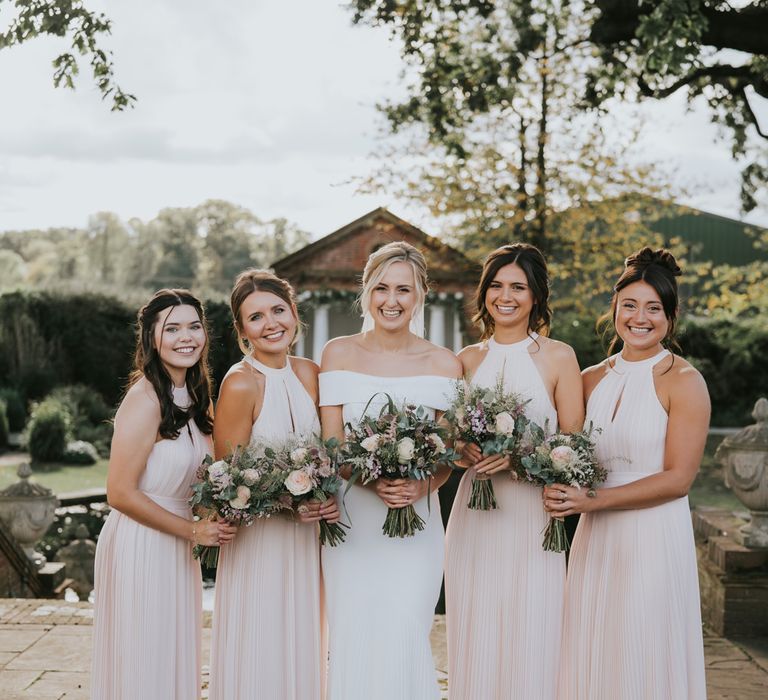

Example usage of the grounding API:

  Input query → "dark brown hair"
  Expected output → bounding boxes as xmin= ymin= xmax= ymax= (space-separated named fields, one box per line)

xmin=473 ymin=243 xmax=551 ymax=341
xmin=129 ymin=289 xmax=213 ymax=438
xmin=230 ymin=269 xmax=300 ymax=354
xmin=600 ymin=246 xmax=682 ymax=355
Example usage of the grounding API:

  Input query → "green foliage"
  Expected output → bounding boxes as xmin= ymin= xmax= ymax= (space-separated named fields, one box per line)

xmin=349 ymin=0 xmax=768 ymax=212
xmin=0 ymin=400 xmax=9 ymax=448
xmin=50 ymin=385 xmax=113 ymax=456
xmin=62 ymin=440 xmax=99 ymax=465
xmin=0 ymin=387 xmax=27 ymax=432
xmin=0 ymin=0 xmax=135 ymax=110
xmin=26 ymin=398 xmax=72 ymax=464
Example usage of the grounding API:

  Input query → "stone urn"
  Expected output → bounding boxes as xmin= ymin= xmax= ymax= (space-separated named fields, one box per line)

xmin=716 ymin=397 xmax=768 ymax=548
xmin=56 ymin=523 xmax=96 ymax=600
xmin=0 ymin=462 xmax=59 ymax=567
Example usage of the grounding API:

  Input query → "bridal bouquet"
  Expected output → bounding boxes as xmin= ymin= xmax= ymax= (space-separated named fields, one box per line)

xmin=190 ymin=444 xmax=286 ymax=568
xmin=342 ymin=393 xmax=457 ymax=538
xmin=444 ymin=375 xmax=531 ymax=510
xmin=519 ymin=423 xmax=606 ymax=552
xmin=272 ymin=436 xmax=348 ymax=546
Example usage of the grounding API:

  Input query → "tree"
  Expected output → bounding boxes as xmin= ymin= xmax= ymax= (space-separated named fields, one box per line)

xmin=0 ymin=0 xmax=134 ymax=110
xmin=350 ymin=0 xmax=768 ymax=211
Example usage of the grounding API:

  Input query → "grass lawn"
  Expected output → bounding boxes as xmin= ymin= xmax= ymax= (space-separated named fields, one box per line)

xmin=0 ymin=457 xmax=108 ymax=495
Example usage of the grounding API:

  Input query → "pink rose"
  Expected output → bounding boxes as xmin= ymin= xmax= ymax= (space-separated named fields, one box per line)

xmin=550 ymin=445 xmax=576 ymax=470
xmin=285 ymin=469 xmax=313 ymax=496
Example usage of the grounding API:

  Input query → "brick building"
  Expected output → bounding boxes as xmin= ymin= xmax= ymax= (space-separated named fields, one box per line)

xmin=272 ymin=207 xmax=481 ymax=360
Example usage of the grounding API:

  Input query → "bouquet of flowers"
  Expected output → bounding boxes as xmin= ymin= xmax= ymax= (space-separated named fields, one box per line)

xmin=342 ymin=393 xmax=457 ymax=538
xmin=444 ymin=375 xmax=531 ymax=510
xmin=273 ymin=436 xmax=348 ymax=546
xmin=189 ymin=444 xmax=287 ymax=568
xmin=519 ymin=422 xmax=606 ymax=552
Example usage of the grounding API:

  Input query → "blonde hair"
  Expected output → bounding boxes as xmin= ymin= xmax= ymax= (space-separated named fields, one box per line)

xmin=229 ymin=269 xmax=300 ymax=354
xmin=358 ymin=241 xmax=429 ymax=318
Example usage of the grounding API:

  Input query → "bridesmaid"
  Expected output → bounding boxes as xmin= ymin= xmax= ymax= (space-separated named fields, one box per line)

xmin=92 ymin=289 xmax=236 ymax=700
xmin=545 ymin=247 xmax=709 ymax=699
xmin=208 ymin=269 xmax=339 ymax=700
xmin=319 ymin=241 xmax=462 ymax=700
xmin=445 ymin=243 xmax=584 ymax=700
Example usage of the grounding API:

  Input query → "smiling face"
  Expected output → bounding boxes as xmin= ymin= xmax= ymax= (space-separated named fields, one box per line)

xmin=238 ymin=290 xmax=298 ymax=359
xmin=154 ymin=304 xmax=207 ymax=383
xmin=367 ymin=260 xmax=418 ymax=331
xmin=614 ymin=280 xmax=669 ymax=357
xmin=484 ymin=262 xmax=534 ymax=332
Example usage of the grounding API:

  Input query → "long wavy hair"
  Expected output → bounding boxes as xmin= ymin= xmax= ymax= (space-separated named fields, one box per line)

xmin=473 ymin=243 xmax=551 ymax=341
xmin=599 ymin=246 xmax=682 ymax=356
xmin=128 ymin=289 xmax=213 ymax=438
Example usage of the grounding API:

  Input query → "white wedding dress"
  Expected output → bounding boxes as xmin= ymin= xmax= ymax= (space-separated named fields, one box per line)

xmin=319 ymin=370 xmax=454 ymax=700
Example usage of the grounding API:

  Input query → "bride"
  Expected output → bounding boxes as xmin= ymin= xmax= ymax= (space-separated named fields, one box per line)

xmin=319 ymin=241 xmax=462 ymax=700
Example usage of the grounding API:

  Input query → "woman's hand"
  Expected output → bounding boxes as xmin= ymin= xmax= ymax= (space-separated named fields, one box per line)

xmin=543 ymin=484 xmax=597 ymax=517
xmin=474 ymin=453 xmax=512 ymax=476
xmin=193 ymin=519 xmax=238 ymax=547
xmin=454 ymin=440 xmax=483 ymax=469
xmin=374 ymin=478 xmax=429 ymax=508
xmin=297 ymin=497 xmax=341 ymax=524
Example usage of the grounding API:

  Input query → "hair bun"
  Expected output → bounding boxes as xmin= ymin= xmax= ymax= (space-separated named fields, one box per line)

xmin=625 ymin=247 xmax=681 ymax=277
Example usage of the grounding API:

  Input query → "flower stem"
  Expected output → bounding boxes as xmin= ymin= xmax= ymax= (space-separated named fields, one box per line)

xmin=382 ymin=505 xmax=426 ymax=538
xmin=467 ymin=476 xmax=498 ymax=511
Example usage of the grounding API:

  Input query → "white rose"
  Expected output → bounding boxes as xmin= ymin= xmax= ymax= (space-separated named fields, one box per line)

xmin=428 ymin=433 xmax=446 ymax=454
xmin=229 ymin=484 xmax=251 ymax=509
xmin=396 ymin=437 xmax=416 ymax=464
xmin=455 ymin=407 xmax=467 ymax=428
xmin=290 ymin=447 xmax=308 ymax=464
xmin=494 ymin=411 xmax=516 ymax=436
xmin=361 ymin=435 xmax=380 ymax=453
xmin=285 ymin=469 xmax=313 ymax=496
xmin=550 ymin=445 xmax=576 ymax=470
xmin=207 ymin=460 xmax=228 ymax=482
xmin=241 ymin=468 xmax=259 ymax=486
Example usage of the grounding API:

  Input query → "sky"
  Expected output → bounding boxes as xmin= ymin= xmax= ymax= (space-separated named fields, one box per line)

xmin=0 ymin=0 xmax=766 ymax=239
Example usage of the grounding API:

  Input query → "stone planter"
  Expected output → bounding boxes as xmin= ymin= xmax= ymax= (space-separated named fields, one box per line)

xmin=716 ymin=398 xmax=768 ymax=548
xmin=0 ymin=463 xmax=59 ymax=567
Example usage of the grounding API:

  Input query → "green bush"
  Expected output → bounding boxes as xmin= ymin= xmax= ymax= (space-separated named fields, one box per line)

xmin=0 ymin=400 xmax=8 ymax=448
xmin=26 ymin=398 xmax=71 ymax=464
xmin=76 ymin=422 xmax=113 ymax=458
xmin=0 ymin=388 xmax=26 ymax=432
xmin=62 ymin=440 xmax=99 ymax=465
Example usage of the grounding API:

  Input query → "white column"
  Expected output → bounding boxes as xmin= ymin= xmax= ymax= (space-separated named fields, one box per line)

xmin=429 ymin=304 xmax=446 ymax=347
xmin=294 ymin=332 xmax=306 ymax=358
xmin=452 ymin=309 xmax=463 ymax=351
xmin=312 ymin=304 xmax=330 ymax=361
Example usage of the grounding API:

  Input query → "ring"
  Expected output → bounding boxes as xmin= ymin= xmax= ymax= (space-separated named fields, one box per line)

xmin=587 ymin=488 xmax=597 ymax=498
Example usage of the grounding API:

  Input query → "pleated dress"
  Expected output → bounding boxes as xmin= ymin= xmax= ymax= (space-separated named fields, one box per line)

xmin=91 ymin=385 xmax=208 ymax=700
xmin=208 ymin=355 xmax=324 ymax=700
xmin=558 ymin=349 xmax=706 ymax=699
xmin=445 ymin=334 xmax=563 ymax=700
xmin=319 ymin=370 xmax=454 ymax=700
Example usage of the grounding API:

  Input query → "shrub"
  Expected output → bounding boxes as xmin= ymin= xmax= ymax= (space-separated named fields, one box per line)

xmin=0 ymin=400 xmax=8 ymax=448
xmin=26 ymin=398 xmax=71 ymax=464
xmin=0 ymin=387 xmax=26 ymax=432
xmin=62 ymin=440 xmax=99 ymax=465
xmin=76 ymin=422 xmax=113 ymax=458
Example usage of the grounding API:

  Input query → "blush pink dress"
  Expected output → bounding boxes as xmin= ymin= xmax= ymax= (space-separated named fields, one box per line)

xmin=558 ymin=350 xmax=706 ymax=699
xmin=208 ymin=355 xmax=324 ymax=700
xmin=92 ymin=385 xmax=208 ymax=700
xmin=445 ymin=334 xmax=563 ymax=700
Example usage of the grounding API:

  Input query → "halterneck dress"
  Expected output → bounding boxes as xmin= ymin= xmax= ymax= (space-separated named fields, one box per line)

xmin=92 ymin=385 xmax=208 ymax=700
xmin=319 ymin=370 xmax=454 ymax=700
xmin=444 ymin=334 xmax=563 ymax=700
xmin=208 ymin=355 xmax=324 ymax=700
xmin=558 ymin=349 xmax=706 ymax=699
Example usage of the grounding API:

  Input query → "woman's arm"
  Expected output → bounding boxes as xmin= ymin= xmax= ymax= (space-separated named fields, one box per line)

xmin=545 ymin=364 xmax=710 ymax=514
xmin=551 ymin=343 xmax=585 ymax=434
xmin=213 ymin=370 xmax=259 ymax=461
xmin=106 ymin=382 xmax=226 ymax=546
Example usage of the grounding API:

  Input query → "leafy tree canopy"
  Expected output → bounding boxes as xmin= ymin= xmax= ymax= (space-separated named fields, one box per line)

xmin=0 ymin=0 xmax=134 ymax=110
xmin=350 ymin=0 xmax=768 ymax=211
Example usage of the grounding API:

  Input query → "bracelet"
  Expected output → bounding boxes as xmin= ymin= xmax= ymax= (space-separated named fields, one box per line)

xmin=191 ymin=524 xmax=198 ymax=545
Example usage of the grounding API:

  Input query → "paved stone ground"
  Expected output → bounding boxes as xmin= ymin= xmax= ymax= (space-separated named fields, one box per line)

xmin=0 ymin=599 xmax=765 ymax=699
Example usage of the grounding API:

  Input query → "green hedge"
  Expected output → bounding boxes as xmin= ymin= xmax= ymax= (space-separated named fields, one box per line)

xmin=1 ymin=291 xmax=764 ymax=428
